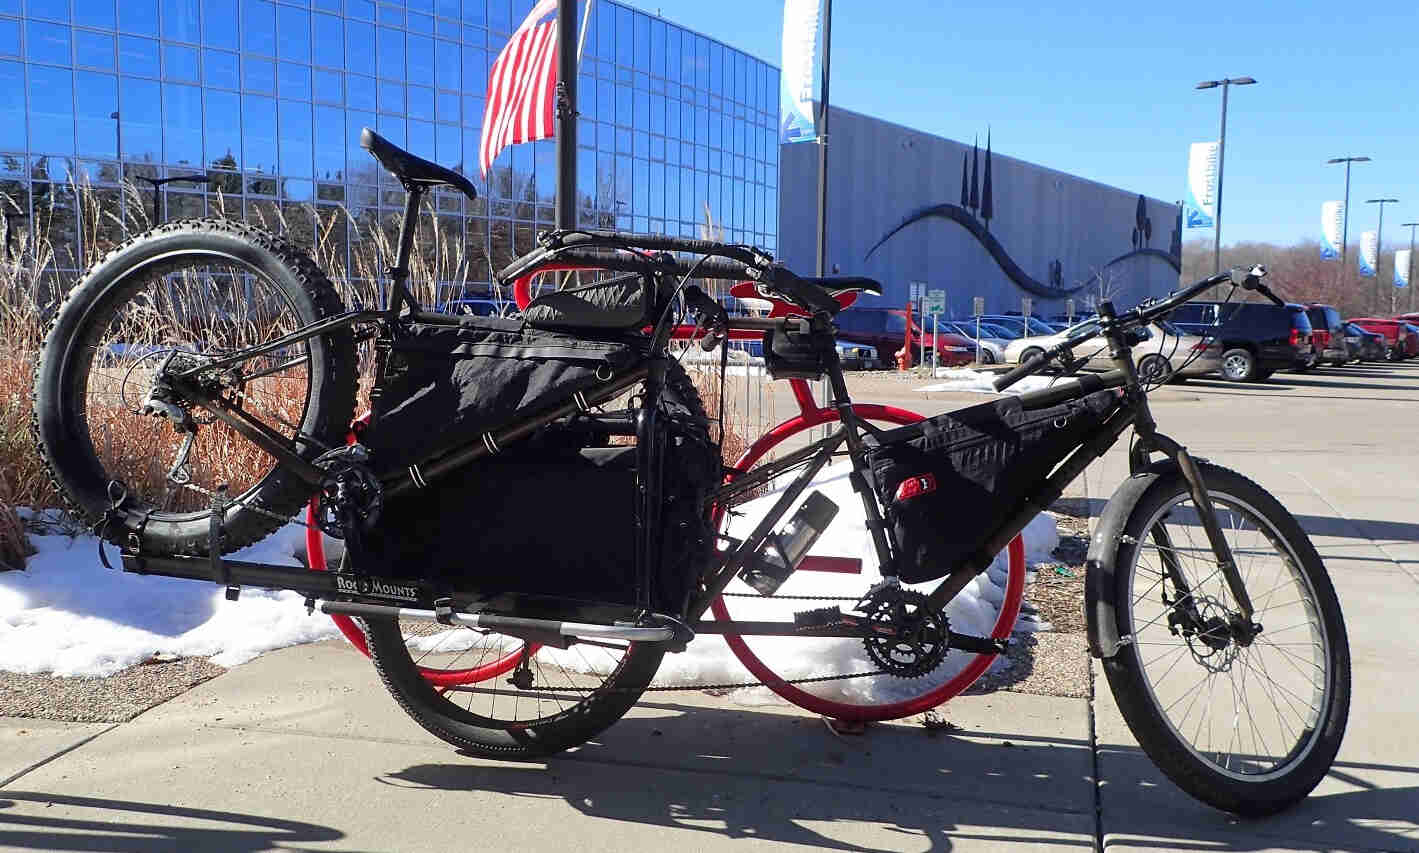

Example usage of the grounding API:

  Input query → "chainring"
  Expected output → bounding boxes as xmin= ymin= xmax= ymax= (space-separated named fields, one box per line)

xmin=856 ymin=586 xmax=951 ymax=678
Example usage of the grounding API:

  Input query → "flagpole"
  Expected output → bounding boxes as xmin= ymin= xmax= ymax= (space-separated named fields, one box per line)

xmin=554 ymin=0 xmax=578 ymax=230
xmin=814 ymin=0 xmax=832 ymax=278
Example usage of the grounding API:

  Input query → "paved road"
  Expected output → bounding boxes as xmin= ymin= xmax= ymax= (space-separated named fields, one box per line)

xmin=0 ymin=362 xmax=1415 ymax=851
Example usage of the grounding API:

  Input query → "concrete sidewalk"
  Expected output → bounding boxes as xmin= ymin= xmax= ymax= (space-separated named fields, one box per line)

xmin=0 ymin=364 xmax=1416 ymax=852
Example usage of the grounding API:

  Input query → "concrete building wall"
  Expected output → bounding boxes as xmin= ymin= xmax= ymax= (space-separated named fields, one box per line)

xmin=779 ymin=107 xmax=1182 ymax=320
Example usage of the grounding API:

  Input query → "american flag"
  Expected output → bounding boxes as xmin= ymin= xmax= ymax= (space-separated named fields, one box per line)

xmin=479 ymin=0 xmax=560 ymax=178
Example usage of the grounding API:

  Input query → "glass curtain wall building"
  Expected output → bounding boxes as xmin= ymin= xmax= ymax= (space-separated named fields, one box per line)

xmin=0 ymin=0 xmax=779 ymax=305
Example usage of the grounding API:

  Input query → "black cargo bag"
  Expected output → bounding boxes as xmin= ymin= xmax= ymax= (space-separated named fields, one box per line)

xmin=762 ymin=325 xmax=831 ymax=380
xmin=362 ymin=316 xmax=643 ymax=473
xmin=866 ymin=390 xmax=1120 ymax=583
xmin=348 ymin=387 xmax=720 ymax=617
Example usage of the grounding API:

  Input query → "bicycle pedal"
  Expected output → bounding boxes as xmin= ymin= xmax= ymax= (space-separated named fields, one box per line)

xmin=794 ymin=606 xmax=846 ymax=631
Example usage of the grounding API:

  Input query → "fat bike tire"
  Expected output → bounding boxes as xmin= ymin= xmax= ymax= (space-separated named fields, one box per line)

xmin=1101 ymin=463 xmax=1350 ymax=816
xmin=32 ymin=218 xmax=356 ymax=556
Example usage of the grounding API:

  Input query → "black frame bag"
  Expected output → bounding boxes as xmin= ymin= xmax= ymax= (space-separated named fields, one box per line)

xmin=363 ymin=316 xmax=642 ymax=472
xmin=866 ymin=390 xmax=1120 ymax=583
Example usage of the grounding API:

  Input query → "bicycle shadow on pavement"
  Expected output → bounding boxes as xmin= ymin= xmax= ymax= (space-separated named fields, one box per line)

xmin=375 ymin=697 xmax=1419 ymax=852
xmin=1095 ymin=739 xmax=1419 ymax=851
xmin=0 ymin=791 xmax=350 ymax=853
xmin=383 ymin=700 xmax=1098 ymax=852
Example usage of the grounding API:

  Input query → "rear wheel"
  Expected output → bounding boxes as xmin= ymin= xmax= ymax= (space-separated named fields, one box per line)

xmin=33 ymin=219 xmax=356 ymax=556
xmin=1102 ymin=464 xmax=1350 ymax=815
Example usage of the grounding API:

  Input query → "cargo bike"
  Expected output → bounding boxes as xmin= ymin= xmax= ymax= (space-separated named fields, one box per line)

xmin=33 ymin=129 xmax=1348 ymax=815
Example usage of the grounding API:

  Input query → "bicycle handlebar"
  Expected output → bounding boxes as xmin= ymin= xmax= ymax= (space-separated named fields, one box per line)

xmin=991 ymin=266 xmax=1264 ymax=392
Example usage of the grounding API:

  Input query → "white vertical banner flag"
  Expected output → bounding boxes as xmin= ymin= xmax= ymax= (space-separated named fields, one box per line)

xmin=779 ymin=0 xmax=822 ymax=143
xmin=1184 ymin=142 xmax=1219 ymax=229
xmin=1359 ymin=231 xmax=1378 ymax=278
xmin=1321 ymin=201 xmax=1344 ymax=260
xmin=1395 ymin=249 xmax=1412 ymax=289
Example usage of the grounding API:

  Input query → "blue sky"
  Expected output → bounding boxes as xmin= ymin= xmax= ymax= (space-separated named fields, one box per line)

xmin=632 ymin=0 xmax=1419 ymax=249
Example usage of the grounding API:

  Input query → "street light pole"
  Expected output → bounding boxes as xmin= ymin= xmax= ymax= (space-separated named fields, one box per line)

xmin=1326 ymin=156 xmax=1370 ymax=271
xmin=1401 ymin=222 xmax=1418 ymax=314
xmin=134 ymin=174 xmax=209 ymax=225
xmin=1366 ymin=197 xmax=1397 ymax=313
xmin=1196 ymin=76 xmax=1255 ymax=274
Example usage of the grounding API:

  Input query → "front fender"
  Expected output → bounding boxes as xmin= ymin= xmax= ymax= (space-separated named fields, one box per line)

xmin=1084 ymin=459 xmax=1180 ymax=659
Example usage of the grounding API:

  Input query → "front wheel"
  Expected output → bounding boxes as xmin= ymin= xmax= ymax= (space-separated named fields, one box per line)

xmin=1102 ymin=464 xmax=1350 ymax=816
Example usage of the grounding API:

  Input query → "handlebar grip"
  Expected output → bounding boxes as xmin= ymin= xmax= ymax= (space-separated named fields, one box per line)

xmin=993 ymin=351 xmax=1049 ymax=392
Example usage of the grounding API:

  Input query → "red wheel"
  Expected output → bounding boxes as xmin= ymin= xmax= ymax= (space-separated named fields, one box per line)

xmin=708 ymin=404 xmax=1027 ymax=721
xmin=306 ymin=498 xmax=532 ymax=688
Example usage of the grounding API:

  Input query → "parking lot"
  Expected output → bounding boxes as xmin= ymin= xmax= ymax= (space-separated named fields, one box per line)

xmin=0 ymin=362 xmax=1416 ymax=852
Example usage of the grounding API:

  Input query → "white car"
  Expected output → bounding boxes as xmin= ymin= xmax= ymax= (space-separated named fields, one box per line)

xmin=940 ymin=321 xmax=1012 ymax=364
xmin=1003 ymin=319 xmax=1221 ymax=380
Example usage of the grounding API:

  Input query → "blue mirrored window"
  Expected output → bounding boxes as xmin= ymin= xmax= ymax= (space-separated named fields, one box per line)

xmin=278 ymin=6 xmax=310 ymax=62
xmin=0 ymin=18 xmax=20 ymax=58
xmin=75 ymin=70 xmax=118 ymax=157
xmin=347 ymin=73 xmax=376 ymax=109
xmin=407 ymin=84 xmax=433 ymax=121
xmin=378 ymin=79 xmax=403 ymax=114
xmin=163 ymin=0 xmax=201 ymax=43
xmin=75 ymin=0 xmax=117 ymax=30
xmin=0 ymin=60 xmax=23 ymax=151
xmin=278 ymin=62 xmax=310 ymax=100
xmin=120 ymin=77 xmax=161 ymax=161
xmin=204 ymin=88 xmax=239 ymax=166
xmin=27 ymin=21 xmax=70 ymax=66
xmin=313 ymin=14 xmax=343 ymax=68
xmin=244 ymin=0 xmax=276 ymax=56
xmin=407 ymin=33 xmax=432 ymax=86
xmin=344 ymin=20 xmax=374 ymax=75
xmin=314 ymin=103 xmax=343 ymax=179
xmin=119 ymin=35 xmax=159 ymax=76
xmin=75 ymin=30 xmax=115 ymax=69
xmin=165 ymin=43 xmax=199 ymax=82
xmin=314 ymin=69 xmax=342 ymax=104
xmin=202 ymin=0 xmax=237 ymax=49
xmin=243 ymin=56 xmax=273 ymax=93
xmin=163 ymin=82 xmax=203 ymax=165
xmin=205 ymin=48 xmax=238 ymax=88
xmin=241 ymin=93 xmax=276 ymax=171
xmin=376 ymin=26 xmax=402 ymax=79
xmin=120 ymin=0 xmax=159 ymax=35
xmin=278 ymin=98 xmax=312 ymax=177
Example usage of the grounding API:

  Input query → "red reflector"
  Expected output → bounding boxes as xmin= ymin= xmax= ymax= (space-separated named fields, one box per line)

xmin=894 ymin=473 xmax=937 ymax=502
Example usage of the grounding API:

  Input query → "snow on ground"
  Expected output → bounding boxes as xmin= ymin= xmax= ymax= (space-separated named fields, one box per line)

xmin=2 ymin=460 xmax=1061 ymax=701
xmin=0 ymin=513 xmax=338 ymax=677
xmin=918 ymin=367 xmax=1060 ymax=395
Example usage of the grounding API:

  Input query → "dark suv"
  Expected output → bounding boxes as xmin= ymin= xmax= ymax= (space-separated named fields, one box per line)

xmin=1304 ymin=303 xmax=1349 ymax=367
xmin=1170 ymin=301 xmax=1315 ymax=381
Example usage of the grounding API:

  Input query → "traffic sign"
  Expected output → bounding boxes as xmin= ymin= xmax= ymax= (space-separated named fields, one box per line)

xmin=923 ymin=288 xmax=946 ymax=314
xmin=972 ymin=296 xmax=985 ymax=317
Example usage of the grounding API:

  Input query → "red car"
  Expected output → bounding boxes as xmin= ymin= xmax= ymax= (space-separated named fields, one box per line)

xmin=833 ymin=308 xmax=976 ymax=367
xmin=1347 ymin=318 xmax=1416 ymax=360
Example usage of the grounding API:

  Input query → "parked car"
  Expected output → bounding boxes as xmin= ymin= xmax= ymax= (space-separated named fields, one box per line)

xmin=1304 ymin=303 xmax=1349 ymax=368
xmin=1347 ymin=318 xmax=1413 ymax=361
xmin=940 ymin=320 xmax=1012 ymax=364
xmin=1343 ymin=323 xmax=1387 ymax=362
xmin=438 ymin=297 xmax=512 ymax=317
xmin=979 ymin=314 xmax=1059 ymax=339
xmin=832 ymin=308 xmax=975 ymax=367
xmin=1169 ymin=301 xmax=1315 ymax=381
xmin=1002 ymin=319 xmax=1221 ymax=380
xmin=834 ymin=340 xmax=880 ymax=370
xmin=1396 ymin=322 xmax=1419 ymax=356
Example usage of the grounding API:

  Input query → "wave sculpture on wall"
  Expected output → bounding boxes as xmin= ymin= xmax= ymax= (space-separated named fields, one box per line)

xmin=864 ymin=201 xmax=1182 ymax=298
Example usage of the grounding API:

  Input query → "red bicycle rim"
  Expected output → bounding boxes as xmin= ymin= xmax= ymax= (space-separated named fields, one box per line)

xmin=708 ymin=404 xmax=1028 ymax=721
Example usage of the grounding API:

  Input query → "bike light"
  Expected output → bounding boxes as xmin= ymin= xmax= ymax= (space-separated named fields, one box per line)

xmin=894 ymin=473 xmax=937 ymax=502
